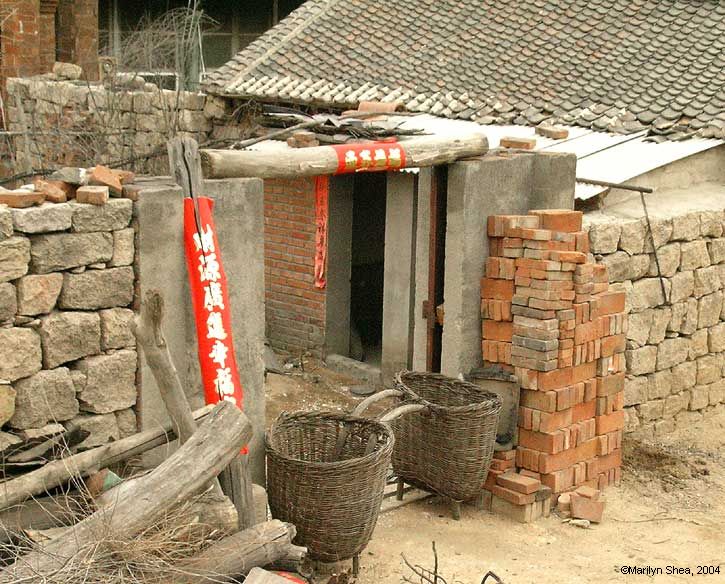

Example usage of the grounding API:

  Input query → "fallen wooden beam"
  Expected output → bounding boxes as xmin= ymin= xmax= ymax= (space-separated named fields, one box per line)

xmin=0 ymin=401 xmax=252 ymax=583
xmin=200 ymin=133 xmax=489 ymax=179
xmin=0 ymin=404 xmax=215 ymax=512
xmin=174 ymin=520 xmax=306 ymax=584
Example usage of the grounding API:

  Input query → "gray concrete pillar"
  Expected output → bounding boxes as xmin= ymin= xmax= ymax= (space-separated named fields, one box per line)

xmin=325 ymin=176 xmax=354 ymax=356
xmin=382 ymin=172 xmax=417 ymax=381
xmin=135 ymin=180 xmax=189 ymax=463
xmin=136 ymin=177 xmax=267 ymax=485
xmin=440 ymin=152 xmax=576 ymax=377
xmin=203 ymin=178 xmax=266 ymax=484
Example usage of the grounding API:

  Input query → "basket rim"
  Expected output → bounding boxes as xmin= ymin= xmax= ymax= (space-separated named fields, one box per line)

xmin=395 ymin=370 xmax=503 ymax=413
xmin=265 ymin=410 xmax=395 ymax=469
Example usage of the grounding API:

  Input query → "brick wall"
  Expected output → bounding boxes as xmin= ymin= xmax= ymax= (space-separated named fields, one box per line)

xmin=56 ymin=0 xmax=98 ymax=81
xmin=264 ymin=177 xmax=326 ymax=354
xmin=0 ymin=0 xmax=42 ymax=92
xmin=38 ymin=0 xmax=58 ymax=72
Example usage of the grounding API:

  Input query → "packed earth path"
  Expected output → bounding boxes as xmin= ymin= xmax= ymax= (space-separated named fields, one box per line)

xmin=266 ymin=363 xmax=725 ymax=584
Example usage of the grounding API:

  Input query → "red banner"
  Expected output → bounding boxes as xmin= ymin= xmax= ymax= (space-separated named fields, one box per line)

xmin=332 ymin=141 xmax=406 ymax=174
xmin=183 ymin=198 xmax=245 ymax=413
xmin=314 ymin=176 xmax=329 ymax=289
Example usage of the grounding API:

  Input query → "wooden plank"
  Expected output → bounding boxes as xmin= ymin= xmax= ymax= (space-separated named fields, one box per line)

xmin=200 ymin=133 xmax=489 ymax=179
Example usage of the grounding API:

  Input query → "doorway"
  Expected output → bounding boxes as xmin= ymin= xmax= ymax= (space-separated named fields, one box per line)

xmin=349 ymin=173 xmax=387 ymax=365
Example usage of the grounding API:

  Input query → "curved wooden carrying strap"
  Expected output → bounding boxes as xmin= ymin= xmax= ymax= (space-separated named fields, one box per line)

xmin=333 ymin=389 xmax=427 ymax=459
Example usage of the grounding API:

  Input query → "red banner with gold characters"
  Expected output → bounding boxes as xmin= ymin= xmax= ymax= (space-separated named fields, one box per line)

xmin=314 ymin=176 xmax=329 ymax=289
xmin=183 ymin=198 xmax=245 ymax=414
xmin=332 ymin=140 xmax=406 ymax=174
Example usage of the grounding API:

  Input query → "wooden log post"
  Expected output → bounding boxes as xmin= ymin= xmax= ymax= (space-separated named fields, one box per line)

xmin=134 ymin=288 xmax=224 ymax=497
xmin=174 ymin=520 xmax=306 ymax=584
xmin=200 ymin=133 xmax=489 ymax=179
xmin=0 ymin=401 xmax=252 ymax=583
xmin=0 ymin=405 xmax=215 ymax=512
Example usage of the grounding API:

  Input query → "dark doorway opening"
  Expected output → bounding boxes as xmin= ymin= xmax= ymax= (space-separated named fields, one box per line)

xmin=349 ymin=173 xmax=387 ymax=365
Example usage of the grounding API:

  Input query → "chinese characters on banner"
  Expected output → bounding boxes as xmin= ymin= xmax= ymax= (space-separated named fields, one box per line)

xmin=332 ymin=141 xmax=407 ymax=174
xmin=314 ymin=176 xmax=329 ymax=289
xmin=183 ymin=198 xmax=245 ymax=417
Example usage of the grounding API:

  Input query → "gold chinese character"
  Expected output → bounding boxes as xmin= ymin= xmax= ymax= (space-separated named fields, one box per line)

xmin=359 ymin=149 xmax=372 ymax=168
xmin=344 ymin=150 xmax=358 ymax=170
xmin=388 ymin=147 xmax=402 ymax=168
xmin=374 ymin=148 xmax=388 ymax=168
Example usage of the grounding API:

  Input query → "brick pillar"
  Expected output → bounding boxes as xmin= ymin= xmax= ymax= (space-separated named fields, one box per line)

xmin=56 ymin=0 xmax=98 ymax=80
xmin=0 ymin=0 xmax=41 ymax=91
xmin=38 ymin=0 xmax=58 ymax=72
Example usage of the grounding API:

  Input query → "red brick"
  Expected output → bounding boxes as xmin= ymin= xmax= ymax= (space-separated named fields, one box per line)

xmin=597 ymin=290 xmax=626 ymax=316
xmin=490 ymin=457 xmax=514 ymax=472
xmin=500 ymin=136 xmax=536 ymax=150
xmin=493 ymin=449 xmax=516 ymax=461
xmin=33 ymin=179 xmax=68 ymax=203
xmin=540 ymin=467 xmax=575 ymax=493
xmin=538 ymin=439 xmax=598 ymax=474
xmin=601 ymin=334 xmax=626 ymax=357
xmin=570 ymin=493 xmax=605 ymax=523
xmin=0 ymin=189 xmax=45 ymax=208
xmin=76 ymin=185 xmax=109 ymax=205
xmin=529 ymin=209 xmax=583 ymax=233
xmin=482 ymin=320 xmax=513 ymax=342
xmin=520 ymin=388 xmax=557 ymax=412
xmin=518 ymin=428 xmax=564 ymax=453
xmin=596 ymin=410 xmax=625 ymax=435
xmin=574 ymin=485 xmax=600 ymax=500
xmin=538 ymin=367 xmax=573 ymax=391
xmin=481 ymin=278 xmax=515 ymax=300
xmin=89 ymin=165 xmax=123 ymax=195
xmin=497 ymin=472 xmax=541 ymax=494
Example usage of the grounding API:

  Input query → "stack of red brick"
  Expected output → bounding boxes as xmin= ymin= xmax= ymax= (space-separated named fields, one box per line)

xmin=481 ymin=209 xmax=626 ymax=504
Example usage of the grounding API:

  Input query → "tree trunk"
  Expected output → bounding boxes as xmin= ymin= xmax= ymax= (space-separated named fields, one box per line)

xmin=0 ymin=405 xmax=215 ymax=512
xmin=174 ymin=520 xmax=306 ymax=584
xmin=200 ymin=133 xmax=489 ymax=179
xmin=0 ymin=401 xmax=252 ymax=583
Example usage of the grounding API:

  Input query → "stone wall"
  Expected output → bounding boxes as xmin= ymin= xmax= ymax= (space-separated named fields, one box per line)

xmin=585 ymin=210 xmax=725 ymax=438
xmin=2 ymin=76 xmax=228 ymax=179
xmin=0 ymin=198 xmax=137 ymax=449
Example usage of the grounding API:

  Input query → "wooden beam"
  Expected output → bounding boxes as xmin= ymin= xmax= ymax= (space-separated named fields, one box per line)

xmin=200 ymin=134 xmax=489 ymax=179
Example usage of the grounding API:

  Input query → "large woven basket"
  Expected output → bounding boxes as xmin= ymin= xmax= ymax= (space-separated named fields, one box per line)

xmin=266 ymin=411 xmax=394 ymax=563
xmin=391 ymin=371 xmax=503 ymax=502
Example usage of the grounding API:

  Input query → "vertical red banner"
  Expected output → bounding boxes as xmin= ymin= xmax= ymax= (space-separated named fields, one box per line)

xmin=314 ymin=176 xmax=329 ymax=289
xmin=183 ymin=198 xmax=245 ymax=412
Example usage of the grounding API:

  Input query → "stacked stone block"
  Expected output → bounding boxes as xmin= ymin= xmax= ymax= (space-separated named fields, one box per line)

xmin=2 ymin=76 xmax=226 ymax=179
xmin=0 ymin=189 xmax=138 ymax=451
xmin=481 ymin=209 xmax=626 ymax=496
xmin=587 ymin=211 xmax=725 ymax=437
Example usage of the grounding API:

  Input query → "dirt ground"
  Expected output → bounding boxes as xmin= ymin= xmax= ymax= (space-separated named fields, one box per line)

xmin=266 ymin=363 xmax=725 ymax=584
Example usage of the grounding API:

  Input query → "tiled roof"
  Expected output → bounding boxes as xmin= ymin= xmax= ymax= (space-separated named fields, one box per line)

xmin=204 ymin=0 xmax=725 ymax=141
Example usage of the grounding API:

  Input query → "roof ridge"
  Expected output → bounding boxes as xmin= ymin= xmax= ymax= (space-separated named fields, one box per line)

xmin=226 ymin=0 xmax=343 ymax=87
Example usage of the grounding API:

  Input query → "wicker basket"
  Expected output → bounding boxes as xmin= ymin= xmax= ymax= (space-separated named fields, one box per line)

xmin=391 ymin=371 xmax=503 ymax=502
xmin=266 ymin=411 xmax=394 ymax=563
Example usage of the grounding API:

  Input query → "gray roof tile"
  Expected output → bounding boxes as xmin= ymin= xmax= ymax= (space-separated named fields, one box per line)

xmin=204 ymin=0 xmax=725 ymax=140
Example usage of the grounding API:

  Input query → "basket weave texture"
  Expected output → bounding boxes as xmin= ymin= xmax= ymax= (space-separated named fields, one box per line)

xmin=266 ymin=411 xmax=394 ymax=562
xmin=391 ymin=371 xmax=503 ymax=501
